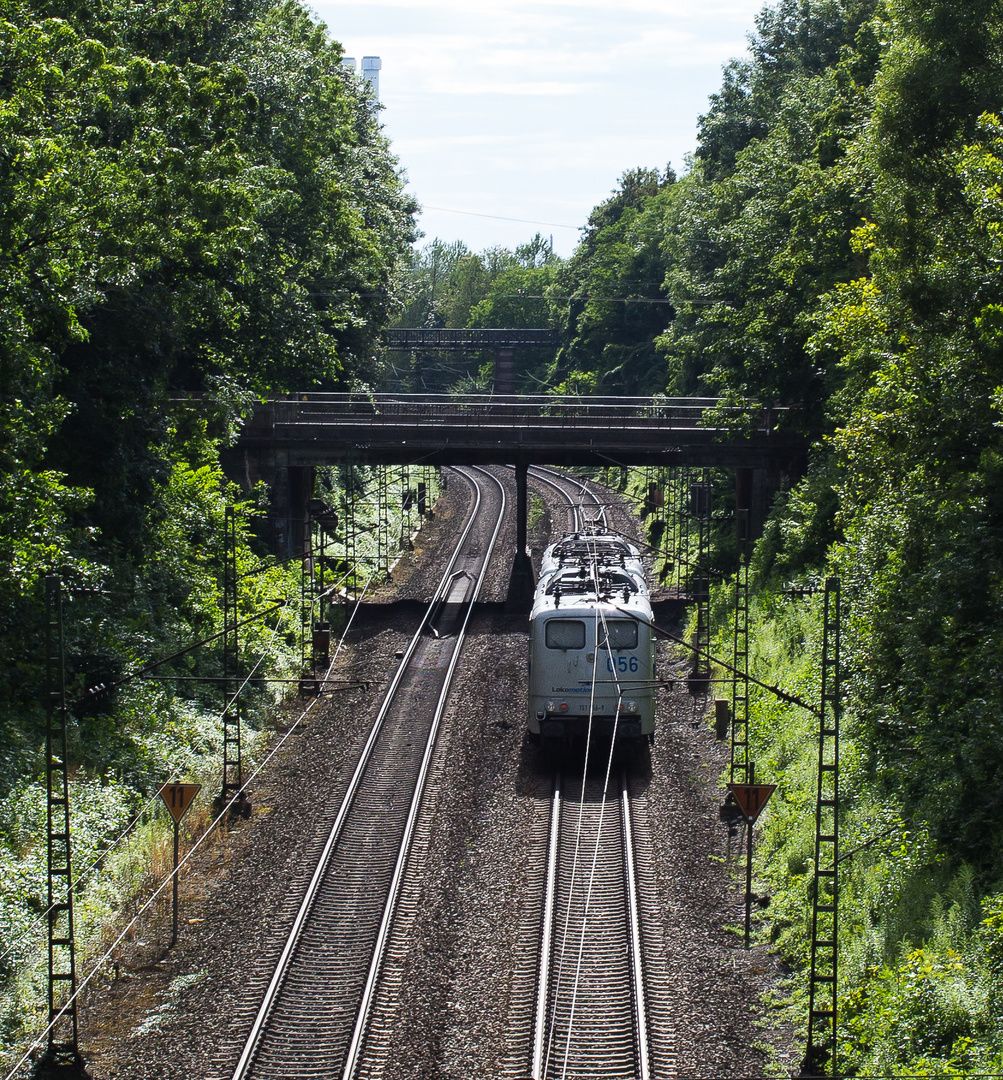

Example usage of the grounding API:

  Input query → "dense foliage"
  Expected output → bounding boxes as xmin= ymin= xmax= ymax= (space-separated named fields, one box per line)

xmin=7 ymin=0 xmax=1003 ymax=1069
xmin=0 ymin=0 xmax=415 ymax=1062
xmin=550 ymin=167 xmax=676 ymax=396
xmin=562 ymin=0 xmax=1003 ymax=1070
xmin=388 ymin=234 xmax=561 ymax=393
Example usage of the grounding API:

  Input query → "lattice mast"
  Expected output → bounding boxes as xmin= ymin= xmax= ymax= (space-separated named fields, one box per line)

xmin=44 ymin=575 xmax=81 ymax=1066
xmin=377 ymin=465 xmax=389 ymax=573
xmin=730 ymin=558 xmax=750 ymax=785
xmin=342 ymin=461 xmax=359 ymax=594
xmin=689 ymin=470 xmax=712 ymax=689
xmin=805 ymin=577 xmax=841 ymax=1075
xmin=219 ymin=506 xmax=242 ymax=804
xmin=300 ymin=517 xmax=315 ymax=675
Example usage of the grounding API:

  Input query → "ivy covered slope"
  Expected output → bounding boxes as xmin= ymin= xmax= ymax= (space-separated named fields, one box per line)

xmin=563 ymin=0 xmax=1003 ymax=1071
xmin=730 ymin=1 xmax=1003 ymax=1069
xmin=0 ymin=0 xmax=414 ymax=1056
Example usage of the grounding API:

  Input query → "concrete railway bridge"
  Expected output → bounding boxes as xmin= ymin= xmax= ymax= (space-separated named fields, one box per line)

xmin=222 ymin=329 xmax=808 ymax=603
xmin=224 ymin=404 xmax=805 ymax=603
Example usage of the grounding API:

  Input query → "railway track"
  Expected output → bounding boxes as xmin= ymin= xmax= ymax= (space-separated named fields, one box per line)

xmin=230 ymin=466 xmax=506 ymax=1080
xmin=532 ymin=770 xmax=649 ymax=1080
xmin=521 ymin=467 xmax=678 ymax=1080
xmin=529 ymin=469 xmax=648 ymax=1079
xmin=528 ymin=466 xmax=607 ymax=534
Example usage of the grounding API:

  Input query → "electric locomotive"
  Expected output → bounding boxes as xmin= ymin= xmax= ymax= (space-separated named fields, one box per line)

xmin=527 ymin=529 xmax=655 ymax=747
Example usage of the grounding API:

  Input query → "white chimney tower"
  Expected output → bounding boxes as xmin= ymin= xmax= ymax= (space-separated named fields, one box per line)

xmin=342 ymin=57 xmax=356 ymax=74
xmin=361 ymin=56 xmax=382 ymax=99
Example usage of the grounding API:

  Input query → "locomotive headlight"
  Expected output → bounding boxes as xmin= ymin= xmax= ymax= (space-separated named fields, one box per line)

xmin=547 ymin=701 xmax=556 ymax=712
xmin=625 ymin=700 xmax=637 ymax=712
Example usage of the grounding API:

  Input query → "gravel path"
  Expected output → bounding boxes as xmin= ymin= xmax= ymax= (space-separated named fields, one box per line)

xmin=73 ymin=467 xmax=796 ymax=1079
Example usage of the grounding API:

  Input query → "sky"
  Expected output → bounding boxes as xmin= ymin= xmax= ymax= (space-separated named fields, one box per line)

xmin=309 ymin=0 xmax=768 ymax=257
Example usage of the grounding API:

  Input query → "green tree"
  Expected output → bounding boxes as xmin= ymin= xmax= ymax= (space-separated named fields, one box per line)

xmin=660 ymin=0 xmax=878 ymax=415
xmin=551 ymin=168 xmax=676 ymax=395
xmin=388 ymin=235 xmax=562 ymax=392
xmin=0 ymin=0 xmax=416 ymax=898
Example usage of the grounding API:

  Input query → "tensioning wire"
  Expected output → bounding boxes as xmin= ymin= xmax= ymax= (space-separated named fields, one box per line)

xmin=3 ymin=574 xmax=374 ymax=1080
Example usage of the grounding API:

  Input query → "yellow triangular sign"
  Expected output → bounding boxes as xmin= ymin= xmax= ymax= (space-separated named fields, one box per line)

xmin=159 ymin=782 xmax=201 ymax=823
xmin=727 ymin=782 xmax=776 ymax=824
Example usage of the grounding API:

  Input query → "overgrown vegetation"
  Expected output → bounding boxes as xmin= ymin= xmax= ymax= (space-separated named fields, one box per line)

xmin=0 ymin=0 xmax=415 ymax=1064
xmin=8 ymin=0 xmax=1003 ymax=1070
xmin=572 ymin=0 xmax=1003 ymax=1068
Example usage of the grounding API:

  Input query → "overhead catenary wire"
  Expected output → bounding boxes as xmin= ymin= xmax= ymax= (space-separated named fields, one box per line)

xmin=543 ymin=605 xmax=599 ymax=1078
xmin=3 ymin=574 xmax=375 ymax=1080
xmin=74 ymin=601 xmax=287 ymax=707
xmin=416 ymin=205 xmax=728 ymax=254
xmin=558 ymin=600 xmax=627 ymax=1080
xmin=544 ymin=527 xmax=631 ymax=1079
xmin=0 ymin=548 xmax=364 ymax=1014
xmin=0 ymin=607 xmax=290 ymax=973
xmin=622 ymin=607 xmax=817 ymax=716
xmin=543 ymin=503 xmax=603 ymax=1076
xmin=0 ymin=544 xmax=367 ymax=972
xmin=420 ymin=204 xmax=581 ymax=231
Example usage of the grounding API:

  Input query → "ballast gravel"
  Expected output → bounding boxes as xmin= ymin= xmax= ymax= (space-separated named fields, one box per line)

xmin=72 ymin=467 xmax=797 ymax=1080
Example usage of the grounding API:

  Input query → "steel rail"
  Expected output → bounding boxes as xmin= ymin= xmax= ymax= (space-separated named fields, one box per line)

xmin=531 ymin=776 xmax=562 ymax=1080
xmin=230 ymin=467 xmax=494 ymax=1080
xmin=622 ymin=772 xmax=651 ymax=1080
xmin=526 ymin=465 xmax=606 ymax=533
xmin=527 ymin=464 xmax=650 ymax=1077
xmin=341 ymin=465 xmax=507 ymax=1079
xmin=532 ymin=771 xmax=650 ymax=1080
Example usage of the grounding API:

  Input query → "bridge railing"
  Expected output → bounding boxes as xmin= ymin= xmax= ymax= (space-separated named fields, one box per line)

xmin=260 ymin=393 xmax=783 ymax=433
xmin=385 ymin=329 xmax=558 ymax=350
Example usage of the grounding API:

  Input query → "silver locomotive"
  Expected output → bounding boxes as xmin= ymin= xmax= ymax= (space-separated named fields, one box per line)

xmin=527 ymin=529 xmax=656 ymax=746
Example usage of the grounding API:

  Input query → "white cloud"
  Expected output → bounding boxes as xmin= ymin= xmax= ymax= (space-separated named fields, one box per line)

xmin=317 ymin=0 xmax=755 ymax=16
xmin=310 ymin=0 xmax=763 ymax=253
xmin=355 ymin=29 xmax=749 ymax=100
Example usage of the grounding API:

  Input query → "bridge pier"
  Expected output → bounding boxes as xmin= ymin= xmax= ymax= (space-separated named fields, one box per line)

xmin=506 ymin=462 xmax=536 ymax=612
xmin=493 ymin=348 xmax=515 ymax=396
xmin=736 ymin=466 xmax=786 ymax=542
xmin=221 ymin=442 xmax=313 ymax=560
xmin=257 ymin=464 xmax=313 ymax=560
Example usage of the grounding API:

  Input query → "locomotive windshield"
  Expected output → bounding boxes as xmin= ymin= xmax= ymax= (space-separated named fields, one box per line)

xmin=598 ymin=619 xmax=638 ymax=650
xmin=545 ymin=619 xmax=586 ymax=649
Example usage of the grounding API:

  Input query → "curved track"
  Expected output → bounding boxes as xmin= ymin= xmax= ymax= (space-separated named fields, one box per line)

xmin=528 ymin=466 xmax=607 ymax=534
xmin=231 ymin=467 xmax=506 ymax=1080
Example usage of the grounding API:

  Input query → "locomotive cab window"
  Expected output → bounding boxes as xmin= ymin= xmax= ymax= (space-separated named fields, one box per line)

xmin=545 ymin=619 xmax=586 ymax=650
xmin=598 ymin=620 xmax=638 ymax=650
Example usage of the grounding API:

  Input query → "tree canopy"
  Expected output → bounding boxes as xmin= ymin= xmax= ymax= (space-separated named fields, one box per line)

xmin=550 ymin=0 xmax=1003 ymax=1069
xmin=0 ymin=3 xmax=415 ymax=1053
